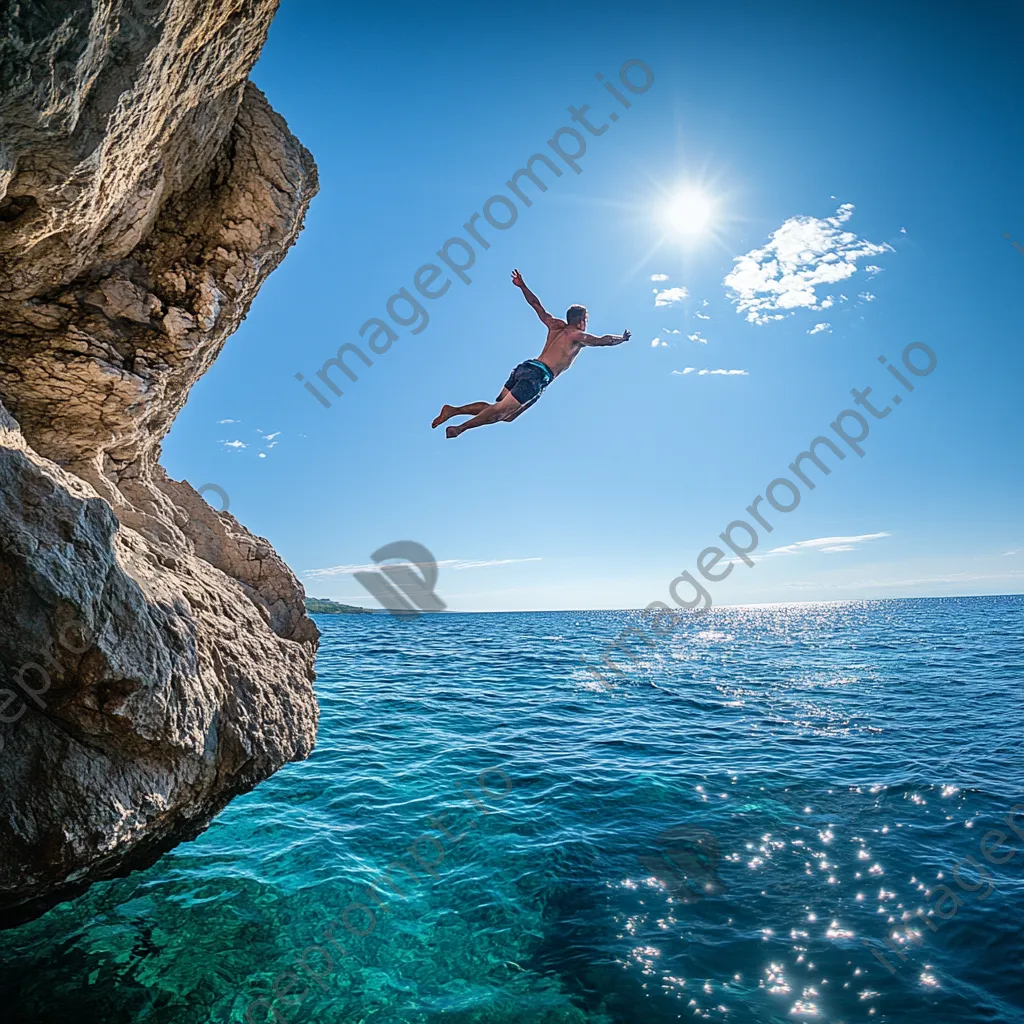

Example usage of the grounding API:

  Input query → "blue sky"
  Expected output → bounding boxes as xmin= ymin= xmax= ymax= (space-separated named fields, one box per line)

xmin=162 ymin=0 xmax=1024 ymax=612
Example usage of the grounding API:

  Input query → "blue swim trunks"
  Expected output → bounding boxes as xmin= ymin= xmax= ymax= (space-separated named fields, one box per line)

xmin=498 ymin=359 xmax=554 ymax=410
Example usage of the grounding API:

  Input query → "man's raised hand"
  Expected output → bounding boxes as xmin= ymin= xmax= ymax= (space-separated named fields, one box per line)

xmin=622 ymin=329 xmax=631 ymax=342
xmin=511 ymin=269 xmax=525 ymax=289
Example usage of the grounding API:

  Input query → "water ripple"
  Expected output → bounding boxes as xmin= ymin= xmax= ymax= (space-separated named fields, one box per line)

xmin=1 ymin=596 xmax=1023 ymax=1023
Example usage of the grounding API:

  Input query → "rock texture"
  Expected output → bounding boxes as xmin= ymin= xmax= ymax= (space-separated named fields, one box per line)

xmin=0 ymin=0 xmax=320 ymax=926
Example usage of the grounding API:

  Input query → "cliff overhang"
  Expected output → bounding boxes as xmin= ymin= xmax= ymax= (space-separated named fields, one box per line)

xmin=0 ymin=0 xmax=320 ymax=927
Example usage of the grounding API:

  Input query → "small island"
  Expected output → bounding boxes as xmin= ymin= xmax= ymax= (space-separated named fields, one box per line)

xmin=305 ymin=597 xmax=380 ymax=615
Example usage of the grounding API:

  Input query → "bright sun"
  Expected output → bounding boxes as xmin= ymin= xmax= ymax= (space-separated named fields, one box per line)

xmin=665 ymin=189 xmax=715 ymax=236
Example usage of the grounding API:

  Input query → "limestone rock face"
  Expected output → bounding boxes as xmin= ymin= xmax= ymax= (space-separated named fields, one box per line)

xmin=0 ymin=0 xmax=320 ymax=926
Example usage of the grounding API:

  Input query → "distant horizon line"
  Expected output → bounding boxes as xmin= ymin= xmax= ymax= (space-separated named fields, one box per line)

xmin=306 ymin=591 xmax=1024 ymax=614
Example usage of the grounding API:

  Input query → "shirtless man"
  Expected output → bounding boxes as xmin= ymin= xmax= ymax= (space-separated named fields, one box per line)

xmin=432 ymin=270 xmax=631 ymax=438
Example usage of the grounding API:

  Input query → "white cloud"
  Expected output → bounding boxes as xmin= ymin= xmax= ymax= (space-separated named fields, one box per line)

xmin=687 ymin=331 xmax=708 ymax=344
xmin=808 ymin=322 xmax=831 ymax=335
xmin=654 ymin=286 xmax=688 ymax=306
xmin=303 ymin=556 xmax=542 ymax=580
xmin=1003 ymin=549 xmax=1021 ymax=556
xmin=220 ymin=427 xmax=283 ymax=458
xmin=650 ymin=273 xmax=669 ymax=281
xmin=782 ymin=568 xmax=1024 ymax=591
xmin=695 ymin=311 xmax=711 ymax=320
xmin=674 ymin=367 xmax=747 ymax=376
xmin=701 ymin=299 xmax=709 ymax=307
xmin=452 ymin=558 xmax=542 ymax=570
xmin=723 ymin=203 xmax=893 ymax=324
xmin=218 ymin=418 xmax=239 ymax=424
xmin=864 ymin=265 xmax=883 ymax=275
xmin=859 ymin=569 xmax=1024 ymax=588
xmin=662 ymin=328 xmax=682 ymax=334
xmin=858 ymin=291 xmax=876 ymax=302
xmin=768 ymin=532 xmax=890 ymax=556
xmin=651 ymin=338 xmax=660 ymax=347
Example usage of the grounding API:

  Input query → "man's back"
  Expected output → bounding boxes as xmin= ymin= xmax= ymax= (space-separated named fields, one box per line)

xmin=536 ymin=320 xmax=585 ymax=376
xmin=512 ymin=269 xmax=630 ymax=377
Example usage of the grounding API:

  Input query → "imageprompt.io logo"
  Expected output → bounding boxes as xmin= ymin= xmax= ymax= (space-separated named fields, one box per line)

xmin=354 ymin=541 xmax=448 ymax=619
xmin=637 ymin=825 xmax=728 ymax=903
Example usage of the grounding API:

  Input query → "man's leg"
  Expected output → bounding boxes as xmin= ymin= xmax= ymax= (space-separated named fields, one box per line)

xmin=433 ymin=389 xmax=511 ymax=428
xmin=432 ymin=402 xmax=489 ymax=428
xmin=505 ymin=397 xmax=537 ymax=421
xmin=446 ymin=393 xmax=521 ymax=438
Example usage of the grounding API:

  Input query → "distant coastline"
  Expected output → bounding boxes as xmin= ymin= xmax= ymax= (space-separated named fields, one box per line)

xmin=305 ymin=597 xmax=381 ymax=615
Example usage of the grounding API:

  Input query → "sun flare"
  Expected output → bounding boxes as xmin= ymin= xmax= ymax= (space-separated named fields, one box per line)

xmin=664 ymin=189 xmax=715 ymax=236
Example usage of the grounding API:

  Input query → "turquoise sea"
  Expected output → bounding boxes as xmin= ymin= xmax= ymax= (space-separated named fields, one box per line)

xmin=3 ymin=596 xmax=1023 ymax=1023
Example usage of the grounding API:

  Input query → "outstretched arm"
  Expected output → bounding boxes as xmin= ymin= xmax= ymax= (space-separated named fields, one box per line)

xmin=577 ymin=328 xmax=631 ymax=347
xmin=512 ymin=268 xmax=557 ymax=327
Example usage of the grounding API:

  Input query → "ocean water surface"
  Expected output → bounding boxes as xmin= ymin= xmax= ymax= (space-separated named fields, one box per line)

xmin=2 ymin=596 xmax=1023 ymax=1023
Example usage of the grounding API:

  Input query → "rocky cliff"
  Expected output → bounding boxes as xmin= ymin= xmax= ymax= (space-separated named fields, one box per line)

xmin=0 ymin=0 xmax=320 ymax=926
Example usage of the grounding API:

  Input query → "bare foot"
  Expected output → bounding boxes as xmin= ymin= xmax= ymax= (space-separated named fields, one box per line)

xmin=445 ymin=424 xmax=461 ymax=439
xmin=432 ymin=404 xmax=456 ymax=429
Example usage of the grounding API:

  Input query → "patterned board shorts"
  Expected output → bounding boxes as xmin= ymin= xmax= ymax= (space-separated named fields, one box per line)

xmin=499 ymin=359 xmax=554 ymax=410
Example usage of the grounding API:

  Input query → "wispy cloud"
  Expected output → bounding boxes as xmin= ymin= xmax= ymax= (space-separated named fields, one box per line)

xmin=654 ymin=286 xmax=688 ymax=306
xmin=723 ymin=203 xmax=893 ymax=325
xmin=687 ymin=331 xmax=708 ymax=344
xmin=783 ymin=568 xmax=1024 ymax=590
xmin=867 ymin=569 xmax=1024 ymax=588
xmin=1003 ymin=549 xmax=1021 ymax=557
xmin=768 ymin=532 xmax=891 ymax=556
xmin=695 ymin=311 xmax=711 ymax=320
xmin=661 ymin=328 xmax=681 ymax=334
xmin=303 ymin=556 xmax=542 ymax=580
xmin=650 ymin=273 xmax=669 ymax=281
xmin=808 ymin=322 xmax=831 ymax=335
xmin=672 ymin=367 xmax=748 ymax=376
xmin=218 ymin=418 xmax=240 ymax=424
xmin=650 ymin=337 xmax=668 ymax=347
xmin=219 ymin=427 xmax=283 ymax=459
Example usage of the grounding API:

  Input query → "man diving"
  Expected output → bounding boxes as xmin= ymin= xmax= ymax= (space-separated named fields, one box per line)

xmin=431 ymin=269 xmax=631 ymax=438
